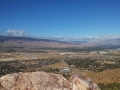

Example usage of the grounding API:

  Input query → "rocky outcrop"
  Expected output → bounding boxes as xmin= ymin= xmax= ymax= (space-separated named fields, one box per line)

xmin=0 ymin=71 xmax=100 ymax=90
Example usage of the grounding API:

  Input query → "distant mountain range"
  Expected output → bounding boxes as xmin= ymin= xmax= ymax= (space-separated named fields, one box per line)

xmin=0 ymin=35 xmax=74 ymax=48
xmin=0 ymin=35 xmax=57 ymax=43
xmin=40 ymin=35 xmax=120 ymax=42
xmin=0 ymin=35 xmax=120 ymax=48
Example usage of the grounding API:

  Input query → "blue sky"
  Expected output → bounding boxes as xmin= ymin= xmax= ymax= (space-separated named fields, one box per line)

xmin=0 ymin=0 xmax=120 ymax=37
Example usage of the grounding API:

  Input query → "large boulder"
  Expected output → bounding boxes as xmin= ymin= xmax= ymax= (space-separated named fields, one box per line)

xmin=0 ymin=71 xmax=100 ymax=90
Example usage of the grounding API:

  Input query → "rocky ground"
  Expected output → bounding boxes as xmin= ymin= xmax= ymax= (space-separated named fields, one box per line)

xmin=0 ymin=71 xmax=100 ymax=90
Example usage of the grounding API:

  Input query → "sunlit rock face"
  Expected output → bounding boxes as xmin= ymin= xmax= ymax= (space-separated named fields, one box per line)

xmin=0 ymin=71 xmax=100 ymax=90
xmin=71 ymin=73 xmax=100 ymax=90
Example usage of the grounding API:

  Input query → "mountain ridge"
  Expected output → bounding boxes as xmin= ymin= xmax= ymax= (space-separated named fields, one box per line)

xmin=0 ymin=35 xmax=120 ymax=47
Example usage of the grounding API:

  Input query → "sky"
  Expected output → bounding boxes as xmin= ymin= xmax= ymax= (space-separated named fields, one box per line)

xmin=0 ymin=0 xmax=120 ymax=37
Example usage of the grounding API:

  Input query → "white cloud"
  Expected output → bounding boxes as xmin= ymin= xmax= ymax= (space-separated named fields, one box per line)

xmin=4 ymin=29 xmax=30 ymax=37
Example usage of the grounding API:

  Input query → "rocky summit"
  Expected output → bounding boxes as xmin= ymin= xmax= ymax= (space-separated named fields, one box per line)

xmin=0 ymin=71 xmax=100 ymax=90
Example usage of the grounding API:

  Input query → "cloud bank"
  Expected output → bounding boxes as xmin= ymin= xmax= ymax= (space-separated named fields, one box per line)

xmin=3 ymin=29 xmax=30 ymax=37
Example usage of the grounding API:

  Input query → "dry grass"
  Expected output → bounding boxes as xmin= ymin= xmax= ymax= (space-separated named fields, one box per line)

xmin=41 ymin=60 xmax=68 ymax=69
xmin=101 ymin=61 xmax=115 ymax=64
xmin=83 ymin=68 xmax=120 ymax=84
xmin=0 ymin=52 xmax=65 ymax=61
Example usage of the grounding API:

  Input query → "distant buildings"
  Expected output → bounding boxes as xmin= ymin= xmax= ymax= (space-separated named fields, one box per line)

xmin=59 ymin=53 xmax=65 ymax=55
xmin=61 ymin=67 xmax=71 ymax=76
xmin=99 ymin=51 xmax=108 ymax=54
